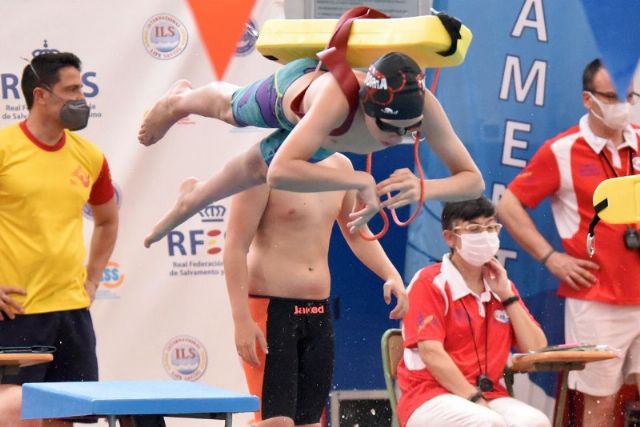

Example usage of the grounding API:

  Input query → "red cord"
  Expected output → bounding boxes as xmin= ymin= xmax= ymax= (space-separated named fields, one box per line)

xmin=430 ymin=68 xmax=441 ymax=93
xmin=357 ymin=154 xmax=391 ymax=241
xmin=389 ymin=131 xmax=425 ymax=227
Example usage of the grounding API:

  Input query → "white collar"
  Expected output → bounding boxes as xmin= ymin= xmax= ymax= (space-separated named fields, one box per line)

xmin=441 ymin=254 xmax=500 ymax=304
xmin=579 ymin=114 xmax=638 ymax=154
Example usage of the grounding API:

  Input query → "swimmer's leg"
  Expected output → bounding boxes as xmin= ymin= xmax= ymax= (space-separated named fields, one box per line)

xmin=138 ymin=80 xmax=240 ymax=146
xmin=144 ymin=143 xmax=267 ymax=247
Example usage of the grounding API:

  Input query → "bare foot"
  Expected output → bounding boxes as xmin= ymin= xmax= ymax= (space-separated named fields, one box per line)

xmin=144 ymin=177 xmax=201 ymax=248
xmin=138 ymin=79 xmax=193 ymax=146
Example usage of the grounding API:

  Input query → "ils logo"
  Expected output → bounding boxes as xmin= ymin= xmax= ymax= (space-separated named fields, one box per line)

xmin=83 ymin=182 xmax=122 ymax=220
xmin=236 ymin=20 xmax=258 ymax=56
xmin=162 ymin=335 xmax=207 ymax=381
xmin=143 ymin=14 xmax=188 ymax=60
xmin=167 ymin=203 xmax=225 ymax=256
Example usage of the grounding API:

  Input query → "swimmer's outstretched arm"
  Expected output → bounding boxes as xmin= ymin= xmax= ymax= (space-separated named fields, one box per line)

xmin=377 ymin=90 xmax=484 ymax=209
xmin=144 ymin=144 xmax=267 ymax=247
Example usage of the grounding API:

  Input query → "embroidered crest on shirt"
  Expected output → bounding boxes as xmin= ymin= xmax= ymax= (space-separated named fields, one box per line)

xmin=493 ymin=310 xmax=510 ymax=324
xmin=417 ymin=313 xmax=434 ymax=333
xmin=70 ymin=166 xmax=90 ymax=188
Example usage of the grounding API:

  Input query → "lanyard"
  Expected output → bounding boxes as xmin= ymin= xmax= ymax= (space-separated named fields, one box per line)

xmin=598 ymin=146 xmax=634 ymax=179
xmin=460 ymin=298 xmax=489 ymax=379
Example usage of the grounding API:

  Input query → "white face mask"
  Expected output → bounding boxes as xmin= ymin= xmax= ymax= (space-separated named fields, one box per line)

xmin=589 ymin=93 xmax=631 ymax=130
xmin=457 ymin=231 xmax=500 ymax=266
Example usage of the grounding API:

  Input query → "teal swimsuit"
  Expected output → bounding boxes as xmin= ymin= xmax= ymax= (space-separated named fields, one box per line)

xmin=231 ymin=58 xmax=334 ymax=165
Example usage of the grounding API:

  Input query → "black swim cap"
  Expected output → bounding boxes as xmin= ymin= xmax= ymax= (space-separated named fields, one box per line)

xmin=361 ymin=52 xmax=425 ymax=120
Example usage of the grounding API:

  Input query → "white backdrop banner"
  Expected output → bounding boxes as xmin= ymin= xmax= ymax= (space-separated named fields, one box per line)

xmin=3 ymin=1 xmax=638 ymax=426
xmin=0 ymin=0 xmax=284 ymax=425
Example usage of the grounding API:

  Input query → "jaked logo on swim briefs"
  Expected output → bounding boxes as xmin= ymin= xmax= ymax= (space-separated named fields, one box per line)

xmin=293 ymin=304 xmax=325 ymax=315
xmin=162 ymin=335 xmax=208 ymax=381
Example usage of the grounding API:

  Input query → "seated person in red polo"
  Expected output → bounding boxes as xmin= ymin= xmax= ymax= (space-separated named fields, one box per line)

xmin=397 ymin=197 xmax=550 ymax=427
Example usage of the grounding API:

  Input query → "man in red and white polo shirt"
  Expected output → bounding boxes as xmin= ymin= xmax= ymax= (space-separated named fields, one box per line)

xmin=398 ymin=197 xmax=549 ymax=427
xmin=498 ymin=59 xmax=640 ymax=426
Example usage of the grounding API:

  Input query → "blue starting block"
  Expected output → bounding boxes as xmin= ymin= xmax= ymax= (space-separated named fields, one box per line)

xmin=22 ymin=380 xmax=259 ymax=427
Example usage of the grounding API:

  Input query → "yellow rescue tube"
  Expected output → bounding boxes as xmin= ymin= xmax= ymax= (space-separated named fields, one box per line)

xmin=256 ymin=15 xmax=472 ymax=68
xmin=592 ymin=175 xmax=640 ymax=224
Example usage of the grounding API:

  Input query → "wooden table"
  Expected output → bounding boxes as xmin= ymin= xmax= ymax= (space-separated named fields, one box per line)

xmin=0 ymin=353 xmax=54 ymax=380
xmin=509 ymin=350 xmax=617 ymax=427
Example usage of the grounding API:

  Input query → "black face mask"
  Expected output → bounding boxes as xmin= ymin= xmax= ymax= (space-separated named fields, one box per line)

xmin=58 ymin=99 xmax=90 ymax=131
xmin=42 ymin=87 xmax=90 ymax=131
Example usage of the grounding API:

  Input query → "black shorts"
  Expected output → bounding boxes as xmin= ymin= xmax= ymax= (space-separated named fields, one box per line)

xmin=243 ymin=296 xmax=334 ymax=425
xmin=0 ymin=309 xmax=98 ymax=384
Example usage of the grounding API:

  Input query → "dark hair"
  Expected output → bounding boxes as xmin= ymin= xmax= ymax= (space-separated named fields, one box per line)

xmin=441 ymin=197 xmax=495 ymax=231
xmin=582 ymin=58 xmax=602 ymax=92
xmin=21 ymin=52 xmax=82 ymax=109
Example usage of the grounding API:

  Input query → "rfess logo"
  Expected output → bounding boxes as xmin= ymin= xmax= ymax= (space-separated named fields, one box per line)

xmin=167 ymin=203 xmax=225 ymax=256
xmin=162 ymin=335 xmax=208 ymax=381
xmin=166 ymin=203 xmax=226 ymax=278
xmin=94 ymin=260 xmax=124 ymax=301
xmin=100 ymin=261 xmax=124 ymax=289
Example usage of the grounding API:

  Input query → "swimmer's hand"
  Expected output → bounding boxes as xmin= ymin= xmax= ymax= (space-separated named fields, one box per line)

xmin=347 ymin=180 xmax=381 ymax=233
xmin=384 ymin=277 xmax=408 ymax=320
xmin=234 ymin=317 xmax=268 ymax=367
xmin=377 ymin=168 xmax=422 ymax=209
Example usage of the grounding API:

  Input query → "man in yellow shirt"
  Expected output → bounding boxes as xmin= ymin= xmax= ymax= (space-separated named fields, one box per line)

xmin=0 ymin=52 xmax=118 ymax=427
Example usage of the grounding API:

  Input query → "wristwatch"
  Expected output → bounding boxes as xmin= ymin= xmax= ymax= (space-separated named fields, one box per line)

xmin=468 ymin=390 xmax=485 ymax=403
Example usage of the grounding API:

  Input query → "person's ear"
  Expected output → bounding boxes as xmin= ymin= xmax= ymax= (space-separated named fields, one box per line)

xmin=443 ymin=229 xmax=457 ymax=249
xmin=582 ymin=91 xmax=592 ymax=110
xmin=33 ymin=87 xmax=49 ymax=105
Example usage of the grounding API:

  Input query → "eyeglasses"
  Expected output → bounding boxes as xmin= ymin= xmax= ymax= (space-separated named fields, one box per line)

xmin=453 ymin=223 xmax=503 ymax=234
xmin=589 ymin=90 xmax=640 ymax=105
xmin=375 ymin=117 xmax=422 ymax=136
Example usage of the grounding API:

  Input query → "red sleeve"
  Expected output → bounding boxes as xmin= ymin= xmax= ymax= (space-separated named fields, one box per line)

xmin=89 ymin=156 xmax=115 ymax=205
xmin=508 ymin=140 xmax=560 ymax=209
xmin=403 ymin=268 xmax=448 ymax=348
